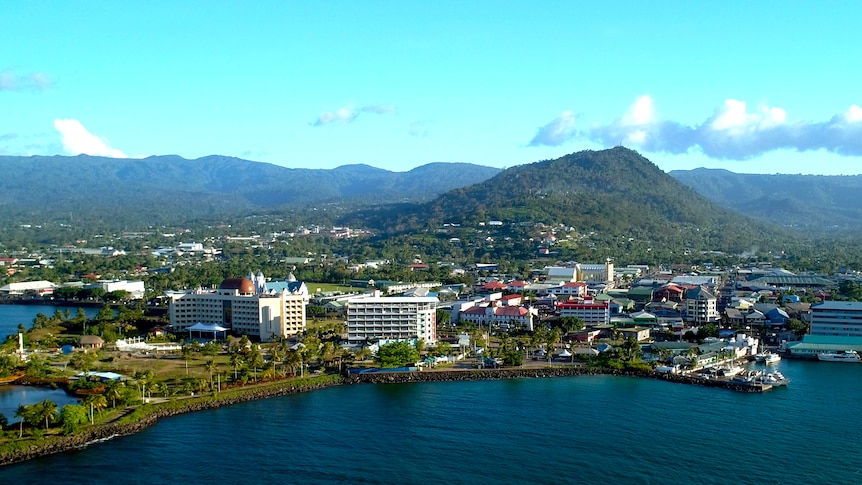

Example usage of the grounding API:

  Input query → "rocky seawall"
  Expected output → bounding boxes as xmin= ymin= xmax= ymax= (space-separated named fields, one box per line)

xmin=346 ymin=366 xmax=767 ymax=392
xmin=1 ymin=367 xmax=764 ymax=466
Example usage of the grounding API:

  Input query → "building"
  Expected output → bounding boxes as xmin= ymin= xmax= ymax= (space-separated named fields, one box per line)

xmin=93 ymin=279 xmax=146 ymax=299
xmin=558 ymin=300 xmax=610 ymax=326
xmin=347 ymin=296 xmax=438 ymax=345
xmin=167 ymin=272 xmax=308 ymax=342
xmin=809 ymin=301 xmax=862 ymax=337
xmin=684 ymin=286 xmax=719 ymax=324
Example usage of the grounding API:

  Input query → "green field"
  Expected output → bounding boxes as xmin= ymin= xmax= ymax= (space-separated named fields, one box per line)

xmin=305 ymin=282 xmax=362 ymax=294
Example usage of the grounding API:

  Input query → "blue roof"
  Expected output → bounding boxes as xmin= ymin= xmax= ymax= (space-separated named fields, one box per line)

xmin=265 ymin=281 xmax=306 ymax=293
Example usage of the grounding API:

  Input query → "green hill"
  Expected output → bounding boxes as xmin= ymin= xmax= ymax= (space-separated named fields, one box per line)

xmin=345 ymin=147 xmax=796 ymax=259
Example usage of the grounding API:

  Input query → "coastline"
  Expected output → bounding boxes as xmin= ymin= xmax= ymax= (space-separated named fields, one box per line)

xmin=1 ymin=366 xmax=763 ymax=467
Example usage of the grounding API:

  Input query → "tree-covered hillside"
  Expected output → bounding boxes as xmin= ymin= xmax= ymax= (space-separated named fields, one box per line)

xmin=0 ymin=155 xmax=500 ymax=225
xmin=670 ymin=168 xmax=862 ymax=233
xmin=344 ymin=147 xmax=798 ymax=257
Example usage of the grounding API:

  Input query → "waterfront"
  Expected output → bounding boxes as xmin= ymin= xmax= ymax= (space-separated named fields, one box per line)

xmin=0 ymin=386 xmax=78 ymax=424
xmin=0 ymin=304 xmax=103 ymax=340
xmin=2 ymin=359 xmax=861 ymax=484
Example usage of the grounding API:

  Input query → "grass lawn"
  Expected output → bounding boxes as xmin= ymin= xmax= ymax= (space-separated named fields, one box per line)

xmin=305 ymin=282 xmax=362 ymax=294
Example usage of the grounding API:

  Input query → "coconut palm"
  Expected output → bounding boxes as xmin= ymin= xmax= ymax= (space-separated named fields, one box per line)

xmin=82 ymin=394 xmax=107 ymax=424
xmin=205 ymin=359 xmax=218 ymax=389
xmin=15 ymin=405 xmax=29 ymax=437
xmin=103 ymin=379 xmax=125 ymax=408
xmin=270 ymin=345 xmax=285 ymax=376
xmin=229 ymin=351 xmax=245 ymax=381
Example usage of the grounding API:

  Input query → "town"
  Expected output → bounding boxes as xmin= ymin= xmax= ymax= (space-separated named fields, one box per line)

xmin=3 ymin=214 xmax=862 ymax=453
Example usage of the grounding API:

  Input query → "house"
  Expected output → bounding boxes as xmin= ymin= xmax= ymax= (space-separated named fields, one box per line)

xmin=683 ymin=286 xmax=719 ymax=324
xmin=79 ymin=335 xmax=105 ymax=350
xmin=618 ymin=326 xmax=651 ymax=342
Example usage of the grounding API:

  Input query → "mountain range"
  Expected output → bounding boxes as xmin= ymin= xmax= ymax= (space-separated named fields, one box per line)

xmin=669 ymin=168 xmax=862 ymax=232
xmin=1 ymin=151 xmax=856 ymax=239
xmin=0 ymin=154 xmax=501 ymax=222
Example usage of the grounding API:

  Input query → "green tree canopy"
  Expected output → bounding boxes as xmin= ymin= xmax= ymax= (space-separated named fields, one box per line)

xmin=375 ymin=341 xmax=419 ymax=368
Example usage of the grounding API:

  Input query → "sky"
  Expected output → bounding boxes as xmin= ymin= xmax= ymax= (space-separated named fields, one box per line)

xmin=2 ymin=1 xmax=862 ymax=175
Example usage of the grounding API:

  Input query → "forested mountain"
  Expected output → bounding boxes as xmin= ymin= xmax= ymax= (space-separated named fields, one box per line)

xmin=0 ymin=155 xmax=500 ymax=223
xmin=669 ymin=168 xmax=862 ymax=233
xmin=343 ymin=147 xmax=796 ymax=256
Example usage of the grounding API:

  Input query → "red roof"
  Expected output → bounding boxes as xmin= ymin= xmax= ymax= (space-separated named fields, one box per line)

xmin=482 ymin=281 xmax=507 ymax=290
xmin=495 ymin=306 xmax=528 ymax=317
xmin=501 ymin=294 xmax=521 ymax=300
xmin=463 ymin=306 xmax=489 ymax=315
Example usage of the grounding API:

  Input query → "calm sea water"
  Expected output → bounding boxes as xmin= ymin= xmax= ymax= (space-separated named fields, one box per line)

xmin=0 ymin=386 xmax=79 ymax=424
xmin=0 ymin=304 xmax=103 ymax=340
xmin=2 ymin=359 xmax=860 ymax=484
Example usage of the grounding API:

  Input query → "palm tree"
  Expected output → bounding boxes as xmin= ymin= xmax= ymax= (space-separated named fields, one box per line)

xmin=104 ymin=379 xmax=125 ymax=408
xmin=229 ymin=352 xmax=245 ymax=381
xmin=205 ymin=359 xmax=218 ymax=389
xmin=270 ymin=345 xmax=285 ymax=376
xmin=15 ymin=405 xmax=29 ymax=438
xmin=250 ymin=351 xmax=265 ymax=382
xmin=285 ymin=350 xmax=302 ymax=376
xmin=181 ymin=343 xmax=193 ymax=375
xmin=82 ymin=394 xmax=106 ymax=424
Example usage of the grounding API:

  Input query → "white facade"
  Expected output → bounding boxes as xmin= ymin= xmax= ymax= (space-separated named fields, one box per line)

xmin=98 ymin=280 xmax=146 ymax=299
xmin=347 ymin=297 xmax=438 ymax=344
xmin=810 ymin=301 xmax=862 ymax=337
xmin=168 ymin=273 xmax=308 ymax=342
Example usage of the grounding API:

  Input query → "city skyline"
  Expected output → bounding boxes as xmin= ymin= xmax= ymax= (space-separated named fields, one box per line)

xmin=3 ymin=1 xmax=861 ymax=175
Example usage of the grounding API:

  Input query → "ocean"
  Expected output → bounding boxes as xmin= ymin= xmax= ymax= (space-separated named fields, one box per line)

xmin=0 ymin=304 xmax=104 ymax=340
xmin=1 ymin=358 xmax=860 ymax=484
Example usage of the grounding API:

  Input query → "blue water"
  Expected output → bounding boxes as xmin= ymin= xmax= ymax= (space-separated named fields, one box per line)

xmin=2 ymin=359 xmax=861 ymax=484
xmin=0 ymin=304 xmax=103 ymax=340
xmin=0 ymin=386 xmax=79 ymax=424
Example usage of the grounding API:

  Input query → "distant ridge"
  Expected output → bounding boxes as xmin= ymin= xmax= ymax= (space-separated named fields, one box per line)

xmin=0 ymin=154 xmax=501 ymax=221
xmin=670 ymin=168 xmax=862 ymax=232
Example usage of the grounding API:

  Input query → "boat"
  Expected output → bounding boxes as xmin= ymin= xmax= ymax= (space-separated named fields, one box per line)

xmin=717 ymin=365 xmax=744 ymax=377
xmin=763 ymin=352 xmax=781 ymax=364
xmin=754 ymin=350 xmax=780 ymax=363
xmin=817 ymin=350 xmax=861 ymax=362
xmin=762 ymin=371 xmax=789 ymax=386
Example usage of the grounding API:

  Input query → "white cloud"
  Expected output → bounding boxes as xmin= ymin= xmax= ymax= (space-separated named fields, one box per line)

xmin=528 ymin=111 xmax=577 ymax=147
xmin=408 ymin=120 xmax=430 ymax=137
xmin=0 ymin=68 xmax=52 ymax=91
xmin=313 ymin=103 xmax=396 ymax=126
xmin=53 ymin=119 xmax=127 ymax=158
xmin=580 ymin=96 xmax=862 ymax=159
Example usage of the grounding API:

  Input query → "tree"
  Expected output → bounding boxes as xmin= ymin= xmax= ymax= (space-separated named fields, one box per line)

xmin=82 ymin=394 xmax=107 ymax=424
xmin=375 ymin=341 xmax=419 ymax=368
xmin=33 ymin=399 xmax=58 ymax=431
xmin=104 ymin=379 xmax=125 ymax=408
xmin=60 ymin=404 xmax=88 ymax=435
xmin=0 ymin=412 xmax=7 ymax=429
xmin=70 ymin=351 xmax=97 ymax=374
xmin=181 ymin=344 xmax=193 ymax=375
xmin=205 ymin=359 xmax=219 ymax=389
xmin=15 ymin=405 xmax=31 ymax=437
xmin=229 ymin=351 xmax=245 ymax=381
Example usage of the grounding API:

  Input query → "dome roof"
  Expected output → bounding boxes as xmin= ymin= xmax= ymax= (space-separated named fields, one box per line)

xmin=219 ymin=277 xmax=256 ymax=294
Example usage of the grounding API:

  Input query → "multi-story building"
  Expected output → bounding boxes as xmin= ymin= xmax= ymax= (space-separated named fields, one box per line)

xmin=558 ymin=300 xmax=610 ymax=326
xmin=167 ymin=272 xmax=308 ymax=342
xmin=809 ymin=301 xmax=862 ymax=337
xmin=346 ymin=296 xmax=437 ymax=344
xmin=684 ymin=286 xmax=719 ymax=324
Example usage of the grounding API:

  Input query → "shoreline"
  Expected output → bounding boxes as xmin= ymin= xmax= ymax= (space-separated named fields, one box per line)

xmin=0 ymin=366 xmax=763 ymax=467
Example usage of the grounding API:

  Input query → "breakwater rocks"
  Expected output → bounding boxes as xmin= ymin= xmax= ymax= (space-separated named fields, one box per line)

xmin=0 ymin=377 xmax=343 ymax=467
xmin=346 ymin=367 xmax=767 ymax=393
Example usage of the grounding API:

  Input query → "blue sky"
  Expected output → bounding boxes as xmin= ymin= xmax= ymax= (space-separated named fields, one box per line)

xmin=2 ymin=1 xmax=861 ymax=174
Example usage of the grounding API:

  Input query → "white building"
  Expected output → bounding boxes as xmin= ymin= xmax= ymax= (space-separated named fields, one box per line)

xmin=0 ymin=280 xmax=56 ymax=295
xmin=96 ymin=280 xmax=146 ymax=299
xmin=809 ymin=301 xmax=862 ymax=337
xmin=167 ymin=272 xmax=308 ymax=342
xmin=347 ymin=296 xmax=438 ymax=344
